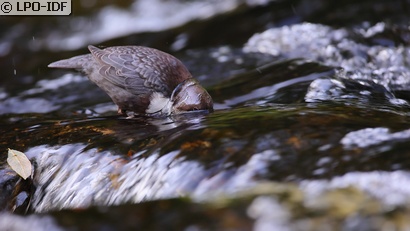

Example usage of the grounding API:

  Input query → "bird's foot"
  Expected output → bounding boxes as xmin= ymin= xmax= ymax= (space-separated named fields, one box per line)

xmin=118 ymin=108 xmax=136 ymax=119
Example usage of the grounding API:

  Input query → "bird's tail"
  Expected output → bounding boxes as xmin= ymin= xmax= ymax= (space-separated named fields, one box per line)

xmin=48 ymin=54 xmax=92 ymax=70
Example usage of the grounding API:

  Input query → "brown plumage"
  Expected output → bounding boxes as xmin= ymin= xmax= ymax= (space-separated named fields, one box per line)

xmin=48 ymin=45 xmax=213 ymax=116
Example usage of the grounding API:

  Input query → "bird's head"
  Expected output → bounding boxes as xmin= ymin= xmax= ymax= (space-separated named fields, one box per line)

xmin=171 ymin=79 xmax=213 ymax=114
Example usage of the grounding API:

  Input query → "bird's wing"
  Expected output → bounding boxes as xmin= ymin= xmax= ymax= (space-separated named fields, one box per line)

xmin=88 ymin=45 xmax=192 ymax=97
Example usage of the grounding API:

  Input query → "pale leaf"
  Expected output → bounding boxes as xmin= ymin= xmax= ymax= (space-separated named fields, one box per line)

xmin=7 ymin=148 xmax=32 ymax=180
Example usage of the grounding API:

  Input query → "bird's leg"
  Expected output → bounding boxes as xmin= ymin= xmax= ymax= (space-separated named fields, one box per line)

xmin=118 ymin=107 xmax=136 ymax=119
xmin=117 ymin=107 xmax=127 ymax=116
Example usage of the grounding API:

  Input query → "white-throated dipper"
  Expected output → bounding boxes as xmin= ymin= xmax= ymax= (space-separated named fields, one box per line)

xmin=48 ymin=45 xmax=213 ymax=117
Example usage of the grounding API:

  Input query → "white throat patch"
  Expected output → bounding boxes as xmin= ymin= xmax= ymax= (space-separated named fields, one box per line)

xmin=146 ymin=92 xmax=172 ymax=115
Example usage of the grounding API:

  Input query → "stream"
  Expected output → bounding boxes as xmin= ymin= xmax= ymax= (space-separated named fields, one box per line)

xmin=1 ymin=0 xmax=410 ymax=230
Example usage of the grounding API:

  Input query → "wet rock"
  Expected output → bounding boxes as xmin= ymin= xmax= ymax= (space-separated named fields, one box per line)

xmin=0 ymin=169 xmax=19 ymax=211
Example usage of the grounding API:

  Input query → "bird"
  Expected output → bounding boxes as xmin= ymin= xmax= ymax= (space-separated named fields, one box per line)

xmin=48 ymin=45 xmax=213 ymax=117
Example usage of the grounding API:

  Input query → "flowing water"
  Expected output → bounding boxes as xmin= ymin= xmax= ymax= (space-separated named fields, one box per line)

xmin=1 ymin=0 xmax=410 ymax=230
